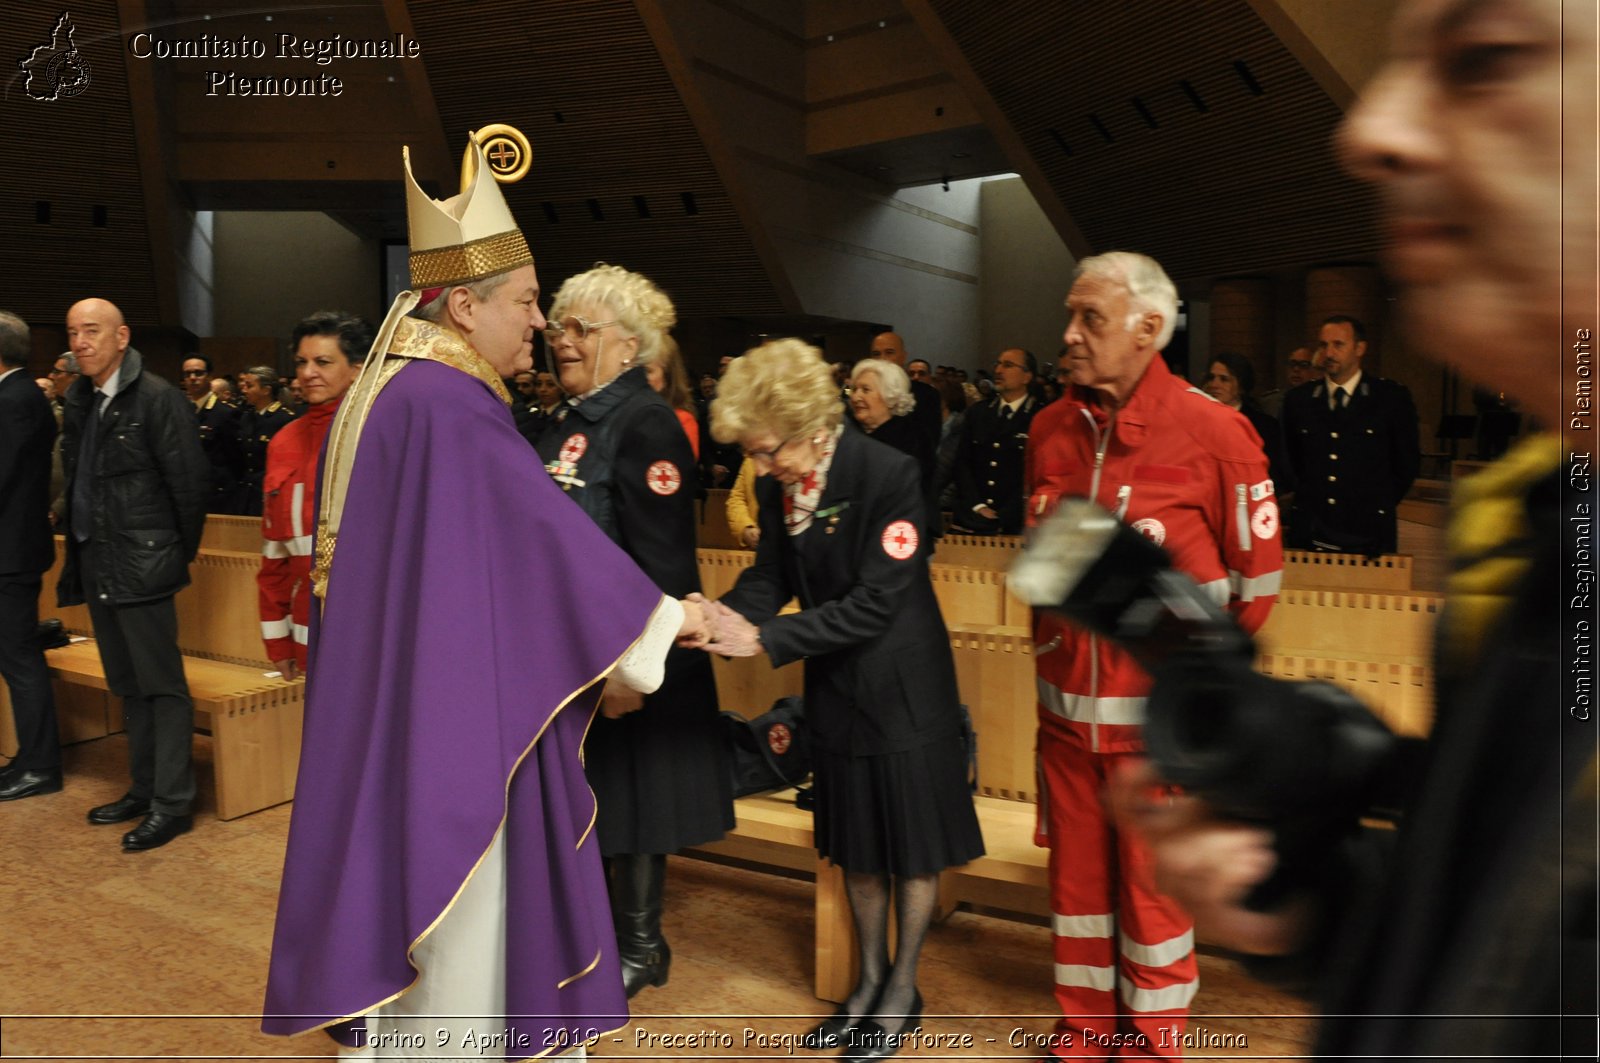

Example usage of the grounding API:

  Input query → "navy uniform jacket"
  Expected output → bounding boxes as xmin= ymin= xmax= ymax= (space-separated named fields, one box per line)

xmin=720 ymin=425 xmax=963 ymax=758
xmin=1283 ymin=375 xmax=1420 ymax=554
xmin=951 ymin=394 xmax=1039 ymax=534
xmin=237 ymin=401 xmax=296 ymax=513
xmin=193 ymin=392 xmax=244 ymax=514
xmin=534 ymin=366 xmax=729 ymax=853
xmin=0 ymin=369 xmax=57 ymax=576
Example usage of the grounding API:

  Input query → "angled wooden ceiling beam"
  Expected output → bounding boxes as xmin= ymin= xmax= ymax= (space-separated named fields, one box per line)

xmin=633 ymin=0 xmax=803 ymax=314
xmin=116 ymin=0 xmax=181 ymax=326
xmin=382 ymin=0 xmax=451 ymax=190
xmin=900 ymin=0 xmax=1092 ymax=259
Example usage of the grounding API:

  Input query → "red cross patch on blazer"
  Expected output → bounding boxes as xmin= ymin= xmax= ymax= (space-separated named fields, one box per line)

xmin=646 ymin=460 xmax=681 ymax=496
xmin=881 ymin=520 xmax=918 ymax=560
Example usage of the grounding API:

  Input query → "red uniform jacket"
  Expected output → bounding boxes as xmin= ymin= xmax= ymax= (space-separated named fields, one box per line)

xmin=257 ymin=399 xmax=337 ymax=669
xmin=1025 ymin=355 xmax=1282 ymax=753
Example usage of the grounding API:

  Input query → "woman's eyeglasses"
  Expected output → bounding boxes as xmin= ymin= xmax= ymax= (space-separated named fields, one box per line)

xmin=542 ymin=315 xmax=618 ymax=342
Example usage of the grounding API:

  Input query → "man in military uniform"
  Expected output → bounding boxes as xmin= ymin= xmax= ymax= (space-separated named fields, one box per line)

xmin=951 ymin=347 xmax=1039 ymax=534
xmin=181 ymin=353 xmax=244 ymax=514
xmin=1281 ymin=315 xmax=1420 ymax=555
xmin=235 ymin=364 xmax=295 ymax=516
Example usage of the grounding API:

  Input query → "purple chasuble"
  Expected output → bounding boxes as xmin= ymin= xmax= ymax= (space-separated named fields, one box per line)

xmin=262 ymin=359 xmax=660 ymax=1049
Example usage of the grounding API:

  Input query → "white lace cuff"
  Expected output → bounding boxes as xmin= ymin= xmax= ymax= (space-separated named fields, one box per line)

xmin=611 ymin=595 xmax=682 ymax=695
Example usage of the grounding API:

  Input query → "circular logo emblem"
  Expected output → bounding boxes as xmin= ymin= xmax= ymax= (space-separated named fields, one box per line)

xmin=1251 ymin=499 xmax=1280 ymax=540
xmin=1131 ymin=518 xmax=1167 ymax=545
xmin=881 ymin=520 xmax=919 ymax=560
xmin=48 ymin=51 xmax=92 ymax=99
xmin=559 ymin=433 xmax=588 ymax=464
xmin=767 ymin=722 xmax=793 ymax=756
xmin=646 ymin=460 xmax=682 ymax=496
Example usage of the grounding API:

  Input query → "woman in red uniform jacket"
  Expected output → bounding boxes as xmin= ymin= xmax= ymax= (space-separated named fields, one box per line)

xmin=257 ymin=312 xmax=372 ymax=678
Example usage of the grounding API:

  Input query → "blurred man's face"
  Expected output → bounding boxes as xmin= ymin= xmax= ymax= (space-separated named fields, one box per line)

xmin=48 ymin=356 xmax=77 ymax=398
xmin=869 ymin=332 xmax=906 ymax=366
xmin=66 ymin=299 xmax=129 ymax=389
xmin=1340 ymin=0 xmax=1591 ymax=412
xmin=1284 ymin=347 xmax=1316 ymax=389
xmin=699 ymin=374 xmax=717 ymax=398
xmin=513 ymin=372 xmax=537 ymax=399
xmin=907 ymin=359 xmax=932 ymax=383
xmin=181 ymin=358 xmax=211 ymax=398
xmin=239 ymin=372 xmax=274 ymax=408
xmin=1316 ymin=322 xmax=1367 ymax=386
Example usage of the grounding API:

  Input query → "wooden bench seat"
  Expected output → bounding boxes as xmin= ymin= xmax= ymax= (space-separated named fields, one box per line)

xmin=0 ymin=536 xmax=306 ymax=821
xmin=42 ymin=641 xmax=303 ymax=821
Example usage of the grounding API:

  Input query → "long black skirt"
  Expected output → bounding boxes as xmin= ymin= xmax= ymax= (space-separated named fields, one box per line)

xmin=585 ymin=653 xmax=734 ymax=857
xmin=812 ymin=731 xmax=985 ymax=876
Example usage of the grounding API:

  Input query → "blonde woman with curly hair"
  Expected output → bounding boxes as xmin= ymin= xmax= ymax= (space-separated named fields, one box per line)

xmin=534 ymin=263 xmax=733 ymax=997
xmin=700 ymin=339 xmax=983 ymax=1061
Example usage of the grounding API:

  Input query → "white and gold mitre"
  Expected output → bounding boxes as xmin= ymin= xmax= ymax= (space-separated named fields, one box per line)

xmin=403 ymin=125 xmax=534 ymax=289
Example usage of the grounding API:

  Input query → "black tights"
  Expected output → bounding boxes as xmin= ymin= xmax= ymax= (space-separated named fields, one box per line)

xmin=841 ymin=870 xmax=938 ymax=1035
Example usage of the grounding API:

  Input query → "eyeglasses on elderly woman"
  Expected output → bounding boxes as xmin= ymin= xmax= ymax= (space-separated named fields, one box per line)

xmin=543 ymin=315 xmax=619 ymax=342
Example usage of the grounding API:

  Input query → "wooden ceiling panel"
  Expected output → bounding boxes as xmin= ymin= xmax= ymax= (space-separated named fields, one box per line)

xmin=2 ymin=2 xmax=161 ymax=327
xmin=406 ymin=0 xmax=786 ymax=316
xmin=919 ymin=0 xmax=1380 ymax=284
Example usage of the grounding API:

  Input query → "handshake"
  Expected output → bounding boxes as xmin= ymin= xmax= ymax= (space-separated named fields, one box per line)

xmin=674 ymin=593 xmax=764 ymax=658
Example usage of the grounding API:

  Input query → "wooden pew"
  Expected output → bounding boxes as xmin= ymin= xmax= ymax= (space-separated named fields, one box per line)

xmin=1282 ymin=549 xmax=1414 ymax=592
xmin=1 ymin=537 xmax=304 ymax=820
xmin=199 ymin=513 xmax=264 ymax=553
xmin=1256 ymin=589 xmax=1443 ymax=666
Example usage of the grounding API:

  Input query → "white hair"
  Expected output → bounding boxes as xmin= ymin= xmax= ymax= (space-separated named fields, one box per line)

xmin=1075 ymin=251 xmax=1179 ymax=350
xmin=850 ymin=358 xmax=915 ymax=417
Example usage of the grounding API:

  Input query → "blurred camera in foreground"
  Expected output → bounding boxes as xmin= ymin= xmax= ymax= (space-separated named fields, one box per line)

xmin=1011 ymin=499 xmax=1400 ymax=909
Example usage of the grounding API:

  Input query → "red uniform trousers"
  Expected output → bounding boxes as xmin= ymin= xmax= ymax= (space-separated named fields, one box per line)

xmin=1037 ymin=721 xmax=1197 ymax=1059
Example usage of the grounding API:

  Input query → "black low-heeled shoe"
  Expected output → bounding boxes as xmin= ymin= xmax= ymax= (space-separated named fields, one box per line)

xmin=844 ymin=991 xmax=923 ymax=1063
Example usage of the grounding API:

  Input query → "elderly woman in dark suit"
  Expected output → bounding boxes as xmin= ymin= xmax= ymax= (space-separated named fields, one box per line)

xmin=698 ymin=339 xmax=983 ymax=1062
xmin=536 ymin=264 xmax=733 ymax=998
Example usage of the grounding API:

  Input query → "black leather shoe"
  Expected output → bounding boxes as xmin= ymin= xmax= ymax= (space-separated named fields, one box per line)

xmin=88 ymin=794 xmax=150 ymax=824
xmin=122 ymin=812 xmax=192 ymax=851
xmin=0 ymin=768 xmax=63 ymax=801
xmin=803 ymin=1007 xmax=863 ymax=1051
xmin=844 ymin=991 xmax=923 ymax=1063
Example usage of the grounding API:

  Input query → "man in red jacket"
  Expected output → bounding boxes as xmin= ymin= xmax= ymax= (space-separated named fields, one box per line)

xmin=1025 ymin=251 xmax=1282 ymax=1058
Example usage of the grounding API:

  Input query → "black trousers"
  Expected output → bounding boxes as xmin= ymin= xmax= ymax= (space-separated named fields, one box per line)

xmin=81 ymin=546 xmax=195 ymax=815
xmin=0 ymin=573 xmax=60 ymax=773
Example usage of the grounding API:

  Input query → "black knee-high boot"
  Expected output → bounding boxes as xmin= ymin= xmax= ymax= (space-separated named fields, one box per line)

xmin=610 ymin=852 xmax=670 ymax=997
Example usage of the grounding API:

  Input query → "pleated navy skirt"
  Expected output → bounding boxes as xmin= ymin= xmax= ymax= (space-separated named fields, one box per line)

xmin=811 ymin=731 xmax=985 ymax=876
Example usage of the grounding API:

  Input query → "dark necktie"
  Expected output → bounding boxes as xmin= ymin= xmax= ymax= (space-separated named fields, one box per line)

xmin=71 ymin=391 xmax=105 ymax=543
xmin=1334 ymin=387 xmax=1349 ymax=411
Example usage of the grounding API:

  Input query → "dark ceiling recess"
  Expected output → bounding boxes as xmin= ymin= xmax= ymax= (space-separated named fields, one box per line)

xmin=3 ymin=2 xmax=161 ymax=325
xmin=406 ymin=0 xmax=785 ymax=317
xmin=920 ymin=0 xmax=1380 ymax=284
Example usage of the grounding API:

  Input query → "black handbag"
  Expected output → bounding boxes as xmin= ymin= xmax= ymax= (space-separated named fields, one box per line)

xmin=722 ymin=696 xmax=811 ymax=797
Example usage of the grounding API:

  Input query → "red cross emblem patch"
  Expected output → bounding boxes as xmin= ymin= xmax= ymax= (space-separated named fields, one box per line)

xmin=1251 ymin=499 xmax=1280 ymax=540
xmin=767 ymin=722 xmax=793 ymax=755
xmin=647 ymin=460 xmax=682 ymax=496
xmin=559 ymin=433 xmax=588 ymax=464
xmin=881 ymin=520 xmax=918 ymax=560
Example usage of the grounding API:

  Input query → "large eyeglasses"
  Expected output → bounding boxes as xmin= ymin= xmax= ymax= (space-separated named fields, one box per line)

xmin=543 ymin=315 xmax=619 ymax=342
xmin=742 ymin=434 xmax=804 ymax=465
